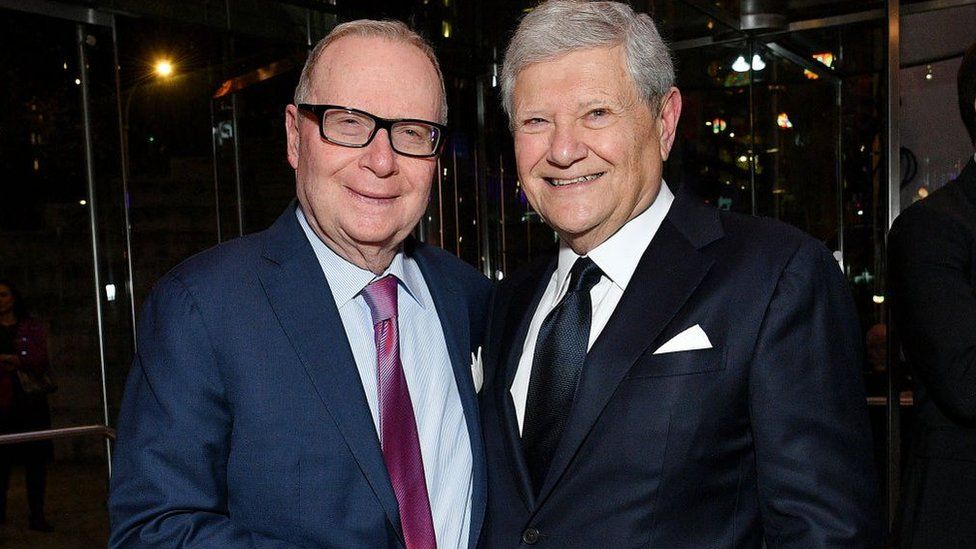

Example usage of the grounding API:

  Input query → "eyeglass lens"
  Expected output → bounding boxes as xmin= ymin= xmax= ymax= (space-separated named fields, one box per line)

xmin=322 ymin=109 xmax=440 ymax=156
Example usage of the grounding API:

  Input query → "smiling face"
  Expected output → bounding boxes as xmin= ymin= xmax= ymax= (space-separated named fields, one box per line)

xmin=512 ymin=45 xmax=681 ymax=254
xmin=285 ymin=35 xmax=442 ymax=273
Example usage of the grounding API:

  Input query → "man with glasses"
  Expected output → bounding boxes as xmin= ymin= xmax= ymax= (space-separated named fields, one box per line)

xmin=109 ymin=20 xmax=490 ymax=549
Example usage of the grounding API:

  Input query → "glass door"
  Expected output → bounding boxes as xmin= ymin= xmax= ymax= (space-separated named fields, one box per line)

xmin=0 ymin=3 xmax=129 ymax=545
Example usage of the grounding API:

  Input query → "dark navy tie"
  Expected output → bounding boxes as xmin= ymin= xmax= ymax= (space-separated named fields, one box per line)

xmin=522 ymin=256 xmax=604 ymax=495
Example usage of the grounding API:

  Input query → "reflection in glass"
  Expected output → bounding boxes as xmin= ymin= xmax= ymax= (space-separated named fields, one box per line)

xmin=0 ymin=280 xmax=55 ymax=532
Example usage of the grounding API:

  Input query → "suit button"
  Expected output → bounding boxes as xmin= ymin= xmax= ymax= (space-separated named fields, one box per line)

xmin=522 ymin=527 xmax=540 ymax=545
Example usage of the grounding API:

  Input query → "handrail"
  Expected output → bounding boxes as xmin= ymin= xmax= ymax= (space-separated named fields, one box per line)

xmin=0 ymin=424 xmax=116 ymax=446
xmin=868 ymin=394 xmax=915 ymax=407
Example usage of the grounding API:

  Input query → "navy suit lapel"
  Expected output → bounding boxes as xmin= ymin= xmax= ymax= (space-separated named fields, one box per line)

xmin=494 ymin=259 xmax=555 ymax=509
xmin=535 ymin=194 xmax=723 ymax=506
xmin=411 ymin=243 xmax=486 ymax=548
xmin=256 ymin=206 xmax=403 ymax=544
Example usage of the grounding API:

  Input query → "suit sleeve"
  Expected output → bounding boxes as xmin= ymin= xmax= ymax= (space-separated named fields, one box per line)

xmin=748 ymin=241 xmax=881 ymax=548
xmin=889 ymin=206 xmax=976 ymax=422
xmin=108 ymin=275 xmax=300 ymax=548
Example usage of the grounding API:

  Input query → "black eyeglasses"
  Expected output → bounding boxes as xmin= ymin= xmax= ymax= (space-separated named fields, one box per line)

xmin=297 ymin=104 xmax=447 ymax=158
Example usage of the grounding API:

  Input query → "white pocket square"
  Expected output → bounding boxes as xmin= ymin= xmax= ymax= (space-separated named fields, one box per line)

xmin=470 ymin=347 xmax=483 ymax=393
xmin=652 ymin=324 xmax=712 ymax=355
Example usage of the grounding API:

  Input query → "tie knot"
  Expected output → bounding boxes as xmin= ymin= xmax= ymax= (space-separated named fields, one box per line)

xmin=568 ymin=256 xmax=603 ymax=294
xmin=361 ymin=275 xmax=398 ymax=323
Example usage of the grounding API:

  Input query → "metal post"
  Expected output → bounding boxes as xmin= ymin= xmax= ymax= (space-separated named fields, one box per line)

xmin=499 ymin=156 xmax=507 ymax=275
xmin=437 ymin=157 xmax=445 ymax=247
xmin=835 ymin=78 xmax=846 ymax=273
xmin=887 ymin=2 xmax=901 ymax=229
xmin=475 ymin=76 xmax=492 ymax=277
xmin=452 ymin=146 xmax=461 ymax=256
xmin=77 ymin=23 xmax=114 ymax=474
xmin=885 ymin=0 xmax=902 ymax=536
xmin=748 ymin=39 xmax=758 ymax=216
xmin=111 ymin=16 xmax=138 ymax=353
xmin=231 ymin=93 xmax=245 ymax=236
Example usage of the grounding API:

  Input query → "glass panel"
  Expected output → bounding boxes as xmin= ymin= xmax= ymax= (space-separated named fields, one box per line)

xmin=899 ymin=4 xmax=976 ymax=208
xmin=0 ymin=9 xmax=117 ymax=433
xmin=751 ymin=42 xmax=840 ymax=240
xmin=115 ymin=15 xmax=224 ymax=309
xmin=223 ymin=37 xmax=310 ymax=236
xmin=0 ymin=6 xmax=114 ymax=546
xmin=667 ymin=40 xmax=753 ymax=213
xmin=650 ymin=0 xmax=739 ymax=42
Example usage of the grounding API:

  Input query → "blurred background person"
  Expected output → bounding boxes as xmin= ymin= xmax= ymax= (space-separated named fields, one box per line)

xmin=888 ymin=41 xmax=976 ymax=549
xmin=0 ymin=279 xmax=55 ymax=533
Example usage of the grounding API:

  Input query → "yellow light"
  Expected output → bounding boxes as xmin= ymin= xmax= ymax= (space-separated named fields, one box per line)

xmin=441 ymin=21 xmax=452 ymax=38
xmin=872 ymin=295 xmax=885 ymax=304
xmin=812 ymin=52 xmax=834 ymax=68
xmin=776 ymin=112 xmax=793 ymax=129
xmin=917 ymin=186 xmax=929 ymax=198
xmin=154 ymin=59 xmax=174 ymax=77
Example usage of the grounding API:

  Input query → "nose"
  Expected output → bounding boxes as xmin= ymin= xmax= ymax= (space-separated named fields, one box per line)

xmin=546 ymin=123 xmax=588 ymax=167
xmin=359 ymin=128 xmax=399 ymax=177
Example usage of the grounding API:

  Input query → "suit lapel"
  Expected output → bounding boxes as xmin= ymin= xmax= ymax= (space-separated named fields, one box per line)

xmin=535 ymin=195 xmax=722 ymax=505
xmin=494 ymin=259 xmax=555 ymax=509
xmin=256 ymin=206 xmax=404 ymax=543
xmin=411 ymin=244 xmax=486 ymax=548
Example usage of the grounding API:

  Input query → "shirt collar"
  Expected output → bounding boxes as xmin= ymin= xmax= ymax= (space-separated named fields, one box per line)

xmin=296 ymin=206 xmax=425 ymax=308
xmin=554 ymin=181 xmax=674 ymax=299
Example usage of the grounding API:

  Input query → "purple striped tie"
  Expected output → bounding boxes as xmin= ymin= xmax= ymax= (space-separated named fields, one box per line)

xmin=361 ymin=276 xmax=437 ymax=549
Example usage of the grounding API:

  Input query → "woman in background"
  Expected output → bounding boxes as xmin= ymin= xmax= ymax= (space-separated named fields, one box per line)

xmin=0 ymin=280 xmax=54 ymax=532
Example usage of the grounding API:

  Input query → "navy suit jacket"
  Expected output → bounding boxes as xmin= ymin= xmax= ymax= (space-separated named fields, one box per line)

xmin=480 ymin=190 xmax=881 ymax=548
xmin=109 ymin=204 xmax=492 ymax=548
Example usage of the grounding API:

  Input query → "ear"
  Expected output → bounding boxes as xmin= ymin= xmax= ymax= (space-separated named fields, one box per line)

xmin=657 ymin=87 xmax=682 ymax=161
xmin=285 ymin=103 xmax=301 ymax=170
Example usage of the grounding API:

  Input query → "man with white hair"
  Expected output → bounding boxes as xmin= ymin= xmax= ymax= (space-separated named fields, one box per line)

xmin=479 ymin=1 xmax=880 ymax=546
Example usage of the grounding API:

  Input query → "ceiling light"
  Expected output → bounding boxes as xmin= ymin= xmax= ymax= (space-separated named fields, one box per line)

xmin=732 ymin=55 xmax=750 ymax=73
xmin=751 ymin=54 xmax=766 ymax=71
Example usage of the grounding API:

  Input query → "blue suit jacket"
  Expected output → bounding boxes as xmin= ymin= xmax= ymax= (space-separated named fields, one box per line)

xmin=109 ymin=204 xmax=492 ymax=548
xmin=480 ymin=190 xmax=881 ymax=547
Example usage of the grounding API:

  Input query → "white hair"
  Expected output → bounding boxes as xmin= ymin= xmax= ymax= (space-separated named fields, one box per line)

xmin=501 ymin=0 xmax=674 ymax=120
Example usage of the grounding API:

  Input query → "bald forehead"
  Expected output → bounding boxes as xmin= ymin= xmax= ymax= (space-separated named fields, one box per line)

xmin=306 ymin=35 xmax=442 ymax=120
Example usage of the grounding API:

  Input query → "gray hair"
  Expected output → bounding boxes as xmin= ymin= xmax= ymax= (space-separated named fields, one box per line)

xmin=501 ymin=0 xmax=674 ymax=120
xmin=294 ymin=19 xmax=448 ymax=124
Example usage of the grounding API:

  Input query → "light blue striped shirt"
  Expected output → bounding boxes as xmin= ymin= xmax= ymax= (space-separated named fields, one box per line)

xmin=297 ymin=207 xmax=472 ymax=549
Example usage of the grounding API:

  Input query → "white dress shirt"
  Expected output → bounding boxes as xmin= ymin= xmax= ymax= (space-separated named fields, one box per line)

xmin=510 ymin=182 xmax=675 ymax=433
xmin=297 ymin=208 xmax=472 ymax=549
